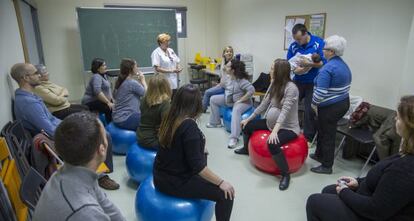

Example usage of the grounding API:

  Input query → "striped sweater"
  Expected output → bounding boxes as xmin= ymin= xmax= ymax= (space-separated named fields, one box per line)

xmin=312 ymin=56 xmax=352 ymax=107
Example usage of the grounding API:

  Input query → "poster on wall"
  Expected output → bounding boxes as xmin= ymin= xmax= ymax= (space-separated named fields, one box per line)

xmin=284 ymin=13 xmax=326 ymax=50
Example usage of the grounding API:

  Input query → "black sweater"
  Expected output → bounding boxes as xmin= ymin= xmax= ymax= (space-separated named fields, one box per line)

xmin=153 ymin=119 xmax=207 ymax=188
xmin=339 ymin=154 xmax=414 ymax=221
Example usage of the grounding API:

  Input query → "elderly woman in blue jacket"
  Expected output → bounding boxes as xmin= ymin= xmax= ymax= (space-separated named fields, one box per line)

xmin=310 ymin=35 xmax=352 ymax=174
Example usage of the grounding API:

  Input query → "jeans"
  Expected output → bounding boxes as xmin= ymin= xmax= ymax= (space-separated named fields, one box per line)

xmin=203 ymin=86 xmax=225 ymax=109
xmin=113 ymin=112 xmax=141 ymax=131
xmin=209 ymin=94 xmax=251 ymax=139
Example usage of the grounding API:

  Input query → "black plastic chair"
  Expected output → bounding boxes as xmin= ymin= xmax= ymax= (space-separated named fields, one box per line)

xmin=189 ymin=64 xmax=208 ymax=92
xmin=20 ymin=167 xmax=47 ymax=210
xmin=1 ymin=121 xmax=31 ymax=178
xmin=335 ymin=123 xmax=376 ymax=177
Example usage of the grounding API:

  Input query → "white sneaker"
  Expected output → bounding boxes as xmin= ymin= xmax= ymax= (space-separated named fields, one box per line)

xmin=206 ymin=123 xmax=223 ymax=128
xmin=227 ymin=138 xmax=238 ymax=149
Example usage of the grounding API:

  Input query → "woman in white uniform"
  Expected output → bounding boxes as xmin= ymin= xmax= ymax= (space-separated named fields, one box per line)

xmin=151 ymin=33 xmax=182 ymax=97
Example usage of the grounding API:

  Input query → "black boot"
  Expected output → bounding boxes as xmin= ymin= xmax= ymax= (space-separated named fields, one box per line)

xmin=234 ymin=147 xmax=248 ymax=155
xmin=272 ymin=152 xmax=290 ymax=190
xmin=235 ymin=133 xmax=250 ymax=155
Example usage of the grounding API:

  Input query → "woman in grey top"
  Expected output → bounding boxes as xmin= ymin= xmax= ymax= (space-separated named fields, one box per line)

xmin=235 ymin=59 xmax=300 ymax=191
xmin=207 ymin=59 xmax=255 ymax=148
xmin=112 ymin=58 xmax=147 ymax=131
xmin=82 ymin=58 xmax=114 ymax=122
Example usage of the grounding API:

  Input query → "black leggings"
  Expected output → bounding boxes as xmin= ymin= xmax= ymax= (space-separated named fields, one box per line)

xmin=243 ymin=119 xmax=297 ymax=155
xmin=306 ymin=185 xmax=361 ymax=221
xmin=155 ymin=175 xmax=233 ymax=221
xmin=52 ymin=104 xmax=89 ymax=120
xmin=85 ymin=100 xmax=112 ymax=123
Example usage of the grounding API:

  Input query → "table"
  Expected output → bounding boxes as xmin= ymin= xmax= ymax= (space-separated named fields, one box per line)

xmin=202 ymin=68 xmax=221 ymax=88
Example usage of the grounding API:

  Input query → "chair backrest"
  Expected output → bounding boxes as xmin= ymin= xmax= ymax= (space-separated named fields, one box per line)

xmin=0 ymin=137 xmax=12 ymax=179
xmin=2 ymin=121 xmax=32 ymax=178
xmin=20 ymin=167 xmax=47 ymax=210
xmin=9 ymin=120 xmax=33 ymax=157
xmin=2 ymin=159 xmax=29 ymax=221
xmin=0 ymin=180 xmax=18 ymax=221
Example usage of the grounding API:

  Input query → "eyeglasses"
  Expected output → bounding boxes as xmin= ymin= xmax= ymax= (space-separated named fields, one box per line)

xmin=26 ymin=71 xmax=40 ymax=77
xmin=322 ymin=48 xmax=333 ymax=51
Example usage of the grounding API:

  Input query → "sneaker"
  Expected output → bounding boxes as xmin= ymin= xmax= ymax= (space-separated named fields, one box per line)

xmin=98 ymin=175 xmax=120 ymax=190
xmin=227 ymin=138 xmax=238 ymax=149
xmin=206 ymin=123 xmax=223 ymax=128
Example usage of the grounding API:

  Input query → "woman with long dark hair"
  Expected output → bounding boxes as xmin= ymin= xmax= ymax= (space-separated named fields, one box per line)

xmin=207 ymin=59 xmax=255 ymax=149
xmin=234 ymin=59 xmax=300 ymax=190
xmin=306 ymin=95 xmax=414 ymax=221
xmin=112 ymin=58 xmax=147 ymax=131
xmin=154 ymin=84 xmax=234 ymax=221
xmin=82 ymin=58 xmax=114 ymax=122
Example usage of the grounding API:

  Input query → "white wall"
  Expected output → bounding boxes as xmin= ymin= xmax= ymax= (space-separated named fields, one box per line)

xmin=400 ymin=14 xmax=414 ymax=97
xmin=219 ymin=0 xmax=414 ymax=109
xmin=0 ymin=0 xmax=25 ymax=126
xmin=35 ymin=0 xmax=220 ymax=100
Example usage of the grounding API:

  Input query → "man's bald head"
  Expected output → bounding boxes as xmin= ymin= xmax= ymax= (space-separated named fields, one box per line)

xmin=10 ymin=63 xmax=37 ymax=83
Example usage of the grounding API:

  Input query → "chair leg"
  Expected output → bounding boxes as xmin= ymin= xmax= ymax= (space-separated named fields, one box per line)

xmin=310 ymin=132 xmax=318 ymax=147
xmin=358 ymin=145 xmax=377 ymax=178
xmin=334 ymin=135 xmax=346 ymax=159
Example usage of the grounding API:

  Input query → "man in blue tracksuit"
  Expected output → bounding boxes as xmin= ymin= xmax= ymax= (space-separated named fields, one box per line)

xmin=287 ymin=24 xmax=326 ymax=142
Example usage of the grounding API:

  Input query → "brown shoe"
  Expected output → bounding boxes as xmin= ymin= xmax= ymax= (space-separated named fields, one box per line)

xmin=98 ymin=175 xmax=120 ymax=190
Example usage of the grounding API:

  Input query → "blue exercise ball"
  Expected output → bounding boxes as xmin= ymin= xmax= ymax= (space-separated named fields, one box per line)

xmin=136 ymin=176 xmax=215 ymax=221
xmin=223 ymin=106 xmax=256 ymax=132
xmin=105 ymin=123 xmax=136 ymax=155
xmin=219 ymin=106 xmax=227 ymax=118
xmin=126 ymin=143 xmax=156 ymax=183
xmin=98 ymin=112 xmax=107 ymax=126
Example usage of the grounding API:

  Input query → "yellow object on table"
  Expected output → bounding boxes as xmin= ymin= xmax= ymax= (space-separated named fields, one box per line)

xmin=202 ymin=57 xmax=210 ymax=65
xmin=216 ymin=57 xmax=222 ymax=64
xmin=194 ymin=52 xmax=202 ymax=64
xmin=209 ymin=63 xmax=216 ymax=71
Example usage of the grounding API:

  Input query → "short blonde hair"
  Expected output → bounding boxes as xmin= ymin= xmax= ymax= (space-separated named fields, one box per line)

xmin=324 ymin=35 xmax=347 ymax=56
xmin=157 ymin=33 xmax=171 ymax=45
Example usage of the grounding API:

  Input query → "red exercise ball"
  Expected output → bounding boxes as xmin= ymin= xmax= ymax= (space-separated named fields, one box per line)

xmin=248 ymin=130 xmax=308 ymax=175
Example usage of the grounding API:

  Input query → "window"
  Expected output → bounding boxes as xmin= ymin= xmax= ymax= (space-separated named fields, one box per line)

xmin=14 ymin=0 xmax=45 ymax=64
xmin=105 ymin=5 xmax=187 ymax=38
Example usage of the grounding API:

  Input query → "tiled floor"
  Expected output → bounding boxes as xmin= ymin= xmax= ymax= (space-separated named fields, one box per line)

xmin=104 ymin=113 xmax=368 ymax=221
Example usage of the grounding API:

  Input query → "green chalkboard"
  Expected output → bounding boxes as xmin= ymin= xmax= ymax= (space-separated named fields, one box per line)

xmin=76 ymin=7 xmax=177 ymax=71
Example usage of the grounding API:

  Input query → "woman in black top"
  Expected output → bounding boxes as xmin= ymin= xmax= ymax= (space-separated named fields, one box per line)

xmin=154 ymin=84 xmax=235 ymax=221
xmin=306 ymin=95 xmax=414 ymax=221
